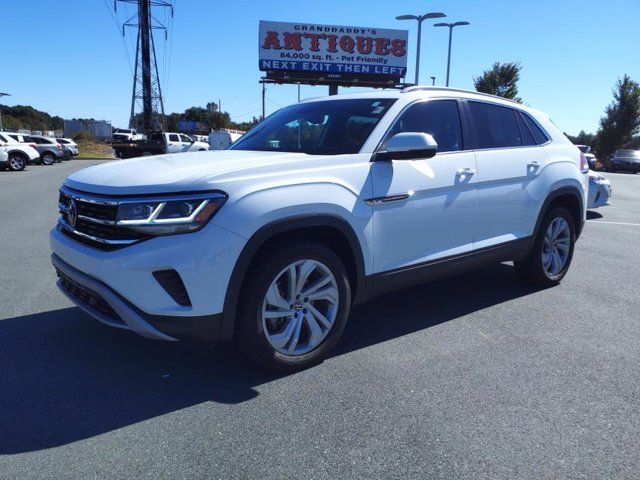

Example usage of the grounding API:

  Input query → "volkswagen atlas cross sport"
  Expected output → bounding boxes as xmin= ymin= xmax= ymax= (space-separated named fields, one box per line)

xmin=51 ymin=87 xmax=589 ymax=371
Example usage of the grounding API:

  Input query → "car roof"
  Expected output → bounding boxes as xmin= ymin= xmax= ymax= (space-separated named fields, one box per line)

xmin=299 ymin=86 xmax=546 ymax=117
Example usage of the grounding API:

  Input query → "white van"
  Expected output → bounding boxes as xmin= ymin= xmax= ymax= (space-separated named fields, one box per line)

xmin=208 ymin=129 xmax=245 ymax=150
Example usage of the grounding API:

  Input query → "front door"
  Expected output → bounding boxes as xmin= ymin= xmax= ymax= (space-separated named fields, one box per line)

xmin=370 ymin=99 xmax=478 ymax=274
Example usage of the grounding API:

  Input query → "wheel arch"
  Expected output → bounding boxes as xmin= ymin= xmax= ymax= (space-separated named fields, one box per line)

xmin=219 ymin=214 xmax=367 ymax=341
xmin=534 ymin=185 xmax=585 ymax=241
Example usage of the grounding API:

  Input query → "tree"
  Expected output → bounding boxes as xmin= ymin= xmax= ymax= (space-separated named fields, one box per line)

xmin=595 ymin=75 xmax=640 ymax=159
xmin=473 ymin=62 xmax=522 ymax=102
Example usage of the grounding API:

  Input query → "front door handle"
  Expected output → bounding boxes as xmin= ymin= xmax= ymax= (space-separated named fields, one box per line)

xmin=528 ymin=161 xmax=541 ymax=168
xmin=456 ymin=167 xmax=476 ymax=177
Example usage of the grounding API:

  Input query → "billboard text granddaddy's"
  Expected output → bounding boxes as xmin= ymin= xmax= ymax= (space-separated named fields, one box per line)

xmin=259 ymin=21 xmax=408 ymax=80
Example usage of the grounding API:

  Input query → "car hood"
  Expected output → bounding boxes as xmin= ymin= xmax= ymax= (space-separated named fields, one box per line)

xmin=64 ymin=150 xmax=345 ymax=195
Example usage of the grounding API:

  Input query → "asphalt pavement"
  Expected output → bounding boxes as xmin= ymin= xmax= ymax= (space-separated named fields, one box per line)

xmin=1 ymin=160 xmax=639 ymax=479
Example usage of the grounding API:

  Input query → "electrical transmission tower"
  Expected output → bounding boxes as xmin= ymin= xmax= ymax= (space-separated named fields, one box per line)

xmin=115 ymin=0 xmax=173 ymax=133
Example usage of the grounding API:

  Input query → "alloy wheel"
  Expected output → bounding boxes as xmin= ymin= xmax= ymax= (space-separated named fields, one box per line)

xmin=261 ymin=259 xmax=339 ymax=356
xmin=9 ymin=156 xmax=25 ymax=171
xmin=542 ymin=217 xmax=571 ymax=277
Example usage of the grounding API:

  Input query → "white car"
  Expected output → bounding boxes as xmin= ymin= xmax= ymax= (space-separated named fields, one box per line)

xmin=587 ymin=170 xmax=611 ymax=208
xmin=112 ymin=128 xmax=145 ymax=141
xmin=51 ymin=87 xmax=588 ymax=371
xmin=56 ymin=138 xmax=79 ymax=157
xmin=0 ymin=145 xmax=8 ymax=165
xmin=0 ymin=132 xmax=41 ymax=171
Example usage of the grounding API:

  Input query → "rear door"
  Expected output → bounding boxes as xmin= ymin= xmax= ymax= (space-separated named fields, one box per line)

xmin=465 ymin=100 xmax=550 ymax=249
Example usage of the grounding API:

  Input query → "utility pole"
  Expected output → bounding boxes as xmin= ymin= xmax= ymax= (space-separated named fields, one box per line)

xmin=0 ymin=92 xmax=10 ymax=131
xmin=218 ymin=99 xmax=222 ymax=129
xmin=116 ymin=0 xmax=173 ymax=133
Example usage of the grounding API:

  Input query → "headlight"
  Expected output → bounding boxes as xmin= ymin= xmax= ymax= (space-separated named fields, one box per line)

xmin=116 ymin=192 xmax=227 ymax=236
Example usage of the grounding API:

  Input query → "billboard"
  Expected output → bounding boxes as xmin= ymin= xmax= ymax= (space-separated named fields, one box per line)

xmin=259 ymin=21 xmax=408 ymax=84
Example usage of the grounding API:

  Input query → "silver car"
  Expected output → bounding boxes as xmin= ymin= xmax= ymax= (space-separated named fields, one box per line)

xmin=588 ymin=170 xmax=611 ymax=208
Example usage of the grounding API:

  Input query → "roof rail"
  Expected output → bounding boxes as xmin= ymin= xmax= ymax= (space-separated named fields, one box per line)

xmin=401 ymin=86 xmax=521 ymax=105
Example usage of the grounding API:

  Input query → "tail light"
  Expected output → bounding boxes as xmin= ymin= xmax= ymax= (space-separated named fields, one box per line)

xmin=579 ymin=152 xmax=589 ymax=173
xmin=29 ymin=143 xmax=37 ymax=148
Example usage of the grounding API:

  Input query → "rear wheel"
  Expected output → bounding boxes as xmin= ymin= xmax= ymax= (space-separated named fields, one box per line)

xmin=237 ymin=241 xmax=351 ymax=371
xmin=8 ymin=153 xmax=27 ymax=171
xmin=515 ymin=206 xmax=575 ymax=286
xmin=42 ymin=153 xmax=55 ymax=165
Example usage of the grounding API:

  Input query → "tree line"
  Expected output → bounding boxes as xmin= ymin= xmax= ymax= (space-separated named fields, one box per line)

xmin=474 ymin=62 xmax=640 ymax=159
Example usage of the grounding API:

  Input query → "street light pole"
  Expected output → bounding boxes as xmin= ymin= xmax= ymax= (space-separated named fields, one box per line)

xmin=434 ymin=21 xmax=470 ymax=87
xmin=396 ymin=12 xmax=446 ymax=85
xmin=0 ymin=92 xmax=10 ymax=131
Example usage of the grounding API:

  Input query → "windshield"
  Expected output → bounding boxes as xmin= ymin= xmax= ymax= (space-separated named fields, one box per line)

xmin=231 ymin=98 xmax=396 ymax=155
xmin=616 ymin=149 xmax=640 ymax=157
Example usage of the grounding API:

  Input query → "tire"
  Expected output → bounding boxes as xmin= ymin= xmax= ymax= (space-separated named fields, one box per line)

xmin=42 ymin=153 xmax=56 ymax=166
xmin=7 ymin=153 xmax=27 ymax=171
xmin=236 ymin=240 xmax=352 ymax=371
xmin=514 ymin=206 xmax=576 ymax=287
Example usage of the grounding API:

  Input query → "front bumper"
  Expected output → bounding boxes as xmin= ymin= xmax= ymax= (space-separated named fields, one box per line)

xmin=50 ymin=220 xmax=246 ymax=342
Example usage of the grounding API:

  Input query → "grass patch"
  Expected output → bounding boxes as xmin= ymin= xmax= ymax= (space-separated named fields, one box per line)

xmin=76 ymin=140 xmax=115 ymax=159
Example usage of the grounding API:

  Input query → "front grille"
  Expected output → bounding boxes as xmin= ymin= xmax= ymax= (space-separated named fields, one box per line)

xmin=56 ymin=268 xmax=125 ymax=325
xmin=58 ymin=188 xmax=147 ymax=251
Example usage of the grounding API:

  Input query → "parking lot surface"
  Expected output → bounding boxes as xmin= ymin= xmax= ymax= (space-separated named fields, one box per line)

xmin=1 ymin=161 xmax=639 ymax=479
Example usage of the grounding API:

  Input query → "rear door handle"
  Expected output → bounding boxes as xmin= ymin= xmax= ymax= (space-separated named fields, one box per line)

xmin=456 ymin=167 xmax=476 ymax=176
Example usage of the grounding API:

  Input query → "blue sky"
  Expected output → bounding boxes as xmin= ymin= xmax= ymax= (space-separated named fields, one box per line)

xmin=2 ymin=0 xmax=639 ymax=135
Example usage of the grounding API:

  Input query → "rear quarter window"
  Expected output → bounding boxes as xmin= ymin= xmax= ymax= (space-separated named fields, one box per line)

xmin=521 ymin=112 xmax=550 ymax=145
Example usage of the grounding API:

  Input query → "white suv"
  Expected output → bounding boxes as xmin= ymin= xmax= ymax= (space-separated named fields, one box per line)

xmin=0 ymin=132 xmax=40 ymax=171
xmin=51 ymin=87 xmax=589 ymax=370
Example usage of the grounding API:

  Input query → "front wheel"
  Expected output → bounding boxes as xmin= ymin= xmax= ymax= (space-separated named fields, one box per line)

xmin=237 ymin=241 xmax=352 ymax=371
xmin=515 ymin=206 xmax=576 ymax=286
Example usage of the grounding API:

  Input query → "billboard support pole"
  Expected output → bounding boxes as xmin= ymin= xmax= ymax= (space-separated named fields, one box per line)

xmin=328 ymin=85 xmax=338 ymax=96
xmin=261 ymin=79 xmax=266 ymax=120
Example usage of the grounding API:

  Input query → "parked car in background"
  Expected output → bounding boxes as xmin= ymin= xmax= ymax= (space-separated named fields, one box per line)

xmin=112 ymin=128 xmax=145 ymax=142
xmin=52 ymin=87 xmax=588 ymax=371
xmin=112 ymin=132 xmax=210 ymax=159
xmin=208 ymin=129 xmax=245 ymax=150
xmin=56 ymin=138 xmax=79 ymax=157
xmin=606 ymin=149 xmax=640 ymax=173
xmin=0 ymin=145 xmax=8 ymax=166
xmin=576 ymin=145 xmax=596 ymax=170
xmin=587 ymin=170 xmax=612 ymax=208
xmin=190 ymin=134 xmax=209 ymax=144
xmin=0 ymin=132 xmax=40 ymax=171
xmin=25 ymin=135 xmax=65 ymax=165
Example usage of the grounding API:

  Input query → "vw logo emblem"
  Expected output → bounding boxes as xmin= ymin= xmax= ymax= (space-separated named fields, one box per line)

xmin=67 ymin=199 xmax=78 ymax=228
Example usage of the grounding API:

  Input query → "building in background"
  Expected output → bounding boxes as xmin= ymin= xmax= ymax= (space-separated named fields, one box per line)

xmin=63 ymin=119 xmax=112 ymax=140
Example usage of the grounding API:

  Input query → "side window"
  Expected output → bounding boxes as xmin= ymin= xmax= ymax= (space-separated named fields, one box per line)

xmin=515 ymin=112 xmax=536 ymax=146
xmin=180 ymin=135 xmax=193 ymax=143
xmin=168 ymin=134 xmax=180 ymax=142
xmin=521 ymin=113 xmax=550 ymax=145
xmin=387 ymin=100 xmax=463 ymax=153
xmin=468 ymin=101 xmax=522 ymax=149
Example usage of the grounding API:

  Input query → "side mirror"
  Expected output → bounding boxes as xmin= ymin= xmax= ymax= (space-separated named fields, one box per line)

xmin=373 ymin=132 xmax=438 ymax=161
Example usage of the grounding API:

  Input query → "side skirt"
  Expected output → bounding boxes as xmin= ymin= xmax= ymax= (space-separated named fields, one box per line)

xmin=366 ymin=237 xmax=532 ymax=299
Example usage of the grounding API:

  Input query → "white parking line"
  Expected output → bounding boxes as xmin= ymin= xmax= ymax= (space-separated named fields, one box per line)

xmin=587 ymin=220 xmax=640 ymax=226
